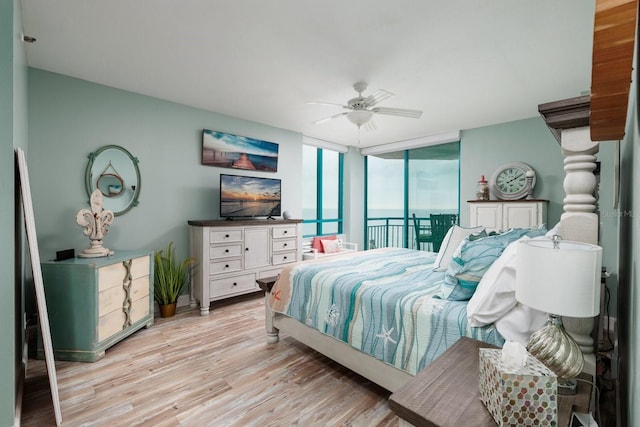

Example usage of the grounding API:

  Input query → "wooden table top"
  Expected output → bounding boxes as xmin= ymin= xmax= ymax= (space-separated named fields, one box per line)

xmin=388 ymin=337 xmax=591 ymax=427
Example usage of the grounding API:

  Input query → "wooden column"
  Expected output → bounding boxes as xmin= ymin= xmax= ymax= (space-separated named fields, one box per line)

xmin=539 ymin=97 xmax=598 ymax=366
xmin=560 ymin=127 xmax=599 ymax=245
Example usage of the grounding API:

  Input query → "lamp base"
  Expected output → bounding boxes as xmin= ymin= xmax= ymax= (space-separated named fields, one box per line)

xmin=527 ymin=314 xmax=585 ymax=380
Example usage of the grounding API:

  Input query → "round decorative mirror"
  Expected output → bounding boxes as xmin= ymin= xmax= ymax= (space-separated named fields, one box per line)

xmin=85 ymin=145 xmax=141 ymax=216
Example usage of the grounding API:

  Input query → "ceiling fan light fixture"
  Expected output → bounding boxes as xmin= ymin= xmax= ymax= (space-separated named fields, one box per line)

xmin=347 ymin=110 xmax=373 ymax=126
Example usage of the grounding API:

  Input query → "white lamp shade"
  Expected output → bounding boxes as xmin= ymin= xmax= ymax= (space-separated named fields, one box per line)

xmin=516 ymin=238 xmax=602 ymax=318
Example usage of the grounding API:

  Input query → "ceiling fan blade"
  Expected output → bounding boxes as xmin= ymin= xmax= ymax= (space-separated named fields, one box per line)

xmin=305 ymin=101 xmax=349 ymax=108
xmin=364 ymin=120 xmax=377 ymax=132
xmin=372 ymin=106 xmax=423 ymax=119
xmin=364 ymin=89 xmax=394 ymax=106
xmin=313 ymin=111 xmax=348 ymax=124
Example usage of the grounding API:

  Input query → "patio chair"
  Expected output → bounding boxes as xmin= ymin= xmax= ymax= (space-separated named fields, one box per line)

xmin=412 ymin=213 xmax=433 ymax=251
xmin=430 ymin=214 xmax=458 ymax=252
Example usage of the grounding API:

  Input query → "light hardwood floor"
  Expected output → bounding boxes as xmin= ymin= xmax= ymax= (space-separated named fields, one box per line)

xmin=21 ymin=293 xmax=400 ymax=427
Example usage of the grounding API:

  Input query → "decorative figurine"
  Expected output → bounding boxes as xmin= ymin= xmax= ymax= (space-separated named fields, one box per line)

xmin=525 ymin=170 xmax=536 ymax=199
xmin=476 ymin=175 xmax=490 ymax=200
xmin=76 ymin=189 xmax=115 ymax=257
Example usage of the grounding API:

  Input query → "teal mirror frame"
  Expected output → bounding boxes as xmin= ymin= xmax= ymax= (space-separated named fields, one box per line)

xmin=85 ymin=145 xmax=141 ymax=216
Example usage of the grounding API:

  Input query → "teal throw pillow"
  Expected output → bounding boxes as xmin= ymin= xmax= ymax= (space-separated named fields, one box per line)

xmin=441 ymin=226 xmax=547 ymax=301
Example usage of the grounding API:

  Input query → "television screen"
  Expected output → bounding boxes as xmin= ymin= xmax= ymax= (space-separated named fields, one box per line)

xmin=220 ymin=174 xmax=281 ymax=218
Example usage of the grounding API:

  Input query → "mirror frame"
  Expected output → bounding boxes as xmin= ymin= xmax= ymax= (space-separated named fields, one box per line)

xmin=85 ymin=145 xmax=141 ymax=216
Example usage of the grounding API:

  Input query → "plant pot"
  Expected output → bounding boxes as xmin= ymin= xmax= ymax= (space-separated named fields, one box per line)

xmin=158 ymin=302 xmax=177 ymax=318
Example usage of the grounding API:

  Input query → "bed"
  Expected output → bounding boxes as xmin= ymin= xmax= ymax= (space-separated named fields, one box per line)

xmin=264 ymin=226 xmax=552 ymax=392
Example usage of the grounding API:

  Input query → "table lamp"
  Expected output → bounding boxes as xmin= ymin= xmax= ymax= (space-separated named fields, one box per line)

xmin=516 ymin=236 xmax=602 ymax=393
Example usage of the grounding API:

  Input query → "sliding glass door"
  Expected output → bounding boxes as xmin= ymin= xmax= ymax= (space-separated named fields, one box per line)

xmin=366 ymin=142 xmax=460 ymax=250
xmin=365 ymin=153 xmax=405 ymax=249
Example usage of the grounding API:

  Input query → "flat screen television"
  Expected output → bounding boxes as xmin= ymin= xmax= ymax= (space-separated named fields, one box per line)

xmin=220 ymin=174 xmax=281 ymax=219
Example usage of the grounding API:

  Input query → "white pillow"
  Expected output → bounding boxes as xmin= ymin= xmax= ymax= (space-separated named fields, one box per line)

xmin=433 ymin=225 xmax=484 ymax=271
xmin=495 ymin=304 xmax=548 ymax=345
xmin=467 ymin=236 xmax=529 ymax=326
xmin=467 ymin=235 xmax=548 ymax=345
xmin=321 ymin=238 xmax=343 ymax=254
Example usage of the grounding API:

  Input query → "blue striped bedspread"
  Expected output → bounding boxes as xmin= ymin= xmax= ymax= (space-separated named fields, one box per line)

xmin=268 ymin=247 xmax=504 ymax=376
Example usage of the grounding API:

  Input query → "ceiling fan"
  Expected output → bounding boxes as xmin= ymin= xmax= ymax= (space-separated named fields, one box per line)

xmin=307 ymin=81 xmax=422 ymax=130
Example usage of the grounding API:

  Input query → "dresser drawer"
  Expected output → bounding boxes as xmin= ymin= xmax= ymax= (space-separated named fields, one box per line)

xmin=272 ymin=238 xmax=296 ymax=252
xmin=209 ymin=273 xmax=257 ymax=298
xmin=272 ymin=252 xmax=296 ymax=265
xmin=98 ymin=275 xmax=150 ymax=317
xmin=272 ymin=226 xmax=297 ymax=239
xmin=210 ymin=229 xmax=243 ymax=243
xmin=210 ymin=259 xmax=243 ymax=275
xmin=98 ymin=256 xmax=150 ymax=292
xmin=210 ymin=244 xmax=242 ymax=259
xmin=98 ymin=295 xmax=150 ymax=342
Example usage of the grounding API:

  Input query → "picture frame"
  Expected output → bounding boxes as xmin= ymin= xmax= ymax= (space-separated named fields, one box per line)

xmin=202 ymin=129 xmax=279 ymax=172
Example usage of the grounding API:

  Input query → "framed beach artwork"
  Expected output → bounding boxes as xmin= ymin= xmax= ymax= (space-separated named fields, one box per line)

xmin=202 ymin=129 xmax=279 ymax=172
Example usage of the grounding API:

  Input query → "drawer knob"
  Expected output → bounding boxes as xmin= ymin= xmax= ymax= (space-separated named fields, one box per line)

xmin=283 ymin=243 xmax=287 ymax=247
xmin=225 ymin=264 xmax=229 ymax=268
xmin=245 ymin=247 xmax=249 ymax=251
xmin=233 ymin=282 xmax=237 ymax=286
xmin=284 ymin=230 xmax=288 ymax=234
xmin=225 ymin=249 xmax=229 ymax=253
xmin=225 ymin=234 xmax=230 ymax=238
xmin=283 ymin=256 xmax=287 ymax=260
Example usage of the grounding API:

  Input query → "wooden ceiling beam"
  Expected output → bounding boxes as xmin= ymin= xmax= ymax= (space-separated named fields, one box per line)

xmin=590 ymin=0 xmax=638 ymax=141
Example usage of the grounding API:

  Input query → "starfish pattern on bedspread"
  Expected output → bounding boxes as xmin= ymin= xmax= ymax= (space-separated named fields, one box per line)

xmin=326 ymin=304 xmax=340 ymax=327
xmin=376 ymin=325 xmax=397 ymax=350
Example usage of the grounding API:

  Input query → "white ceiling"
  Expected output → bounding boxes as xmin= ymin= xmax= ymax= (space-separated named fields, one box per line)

xmin=20 ymin=0 xmax=595 ymax=148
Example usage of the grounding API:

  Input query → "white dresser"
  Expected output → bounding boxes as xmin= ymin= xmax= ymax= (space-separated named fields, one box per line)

xmin=188 ymin=219 xmax=303 ymax=315
xmin=468 ymin=200 xmax=548 ymax=232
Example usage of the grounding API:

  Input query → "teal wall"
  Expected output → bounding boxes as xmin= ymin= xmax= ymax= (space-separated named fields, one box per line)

xmin=619 ymin=67 xmax=638 ymax=427
xmin=1 ymin=0 xmax=28 ymax=425
xmin=27 ymin=69 xmax=304 ymax=265
xmin=0 ymin=0 xmax=15 ymax=424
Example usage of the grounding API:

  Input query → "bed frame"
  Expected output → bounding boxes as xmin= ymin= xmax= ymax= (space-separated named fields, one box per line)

xmin=265 ymin=299 xmax=412 ymax=392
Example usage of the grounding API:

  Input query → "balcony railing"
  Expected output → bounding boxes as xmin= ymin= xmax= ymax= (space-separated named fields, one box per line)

xmin=366 ymin=216 xmax=430 ymax=251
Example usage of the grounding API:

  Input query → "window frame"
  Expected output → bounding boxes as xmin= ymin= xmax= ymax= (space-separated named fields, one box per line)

xmin=302 ymin=146 xmax=344 ymax=237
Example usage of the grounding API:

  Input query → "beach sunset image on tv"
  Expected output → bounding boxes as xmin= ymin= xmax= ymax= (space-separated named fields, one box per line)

xmin=220 ymin=174 xmax=281 ymax=218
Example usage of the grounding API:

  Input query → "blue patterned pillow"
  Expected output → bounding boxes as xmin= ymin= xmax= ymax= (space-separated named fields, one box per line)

xmin=441 ymin=226 xmax=547 ymax=300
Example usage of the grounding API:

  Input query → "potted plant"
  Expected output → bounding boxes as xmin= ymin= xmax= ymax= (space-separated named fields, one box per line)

xmin=154 ymin=242 xmax=195 ymax=318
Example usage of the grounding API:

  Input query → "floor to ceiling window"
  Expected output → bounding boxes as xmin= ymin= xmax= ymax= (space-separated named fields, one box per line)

xmin=365 ymin=141 xmax=460 ymax=250
xmin=302 ymin=145 xmax=344 ymax=237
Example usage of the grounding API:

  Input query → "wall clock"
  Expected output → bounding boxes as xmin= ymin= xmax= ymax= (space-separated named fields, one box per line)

xmin=490 ymin=162 xmax=536 ymax=200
